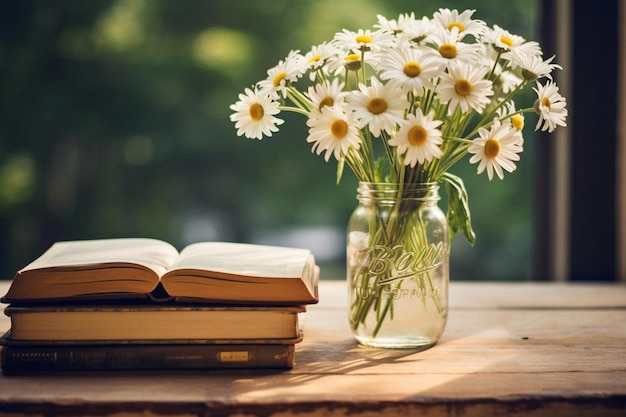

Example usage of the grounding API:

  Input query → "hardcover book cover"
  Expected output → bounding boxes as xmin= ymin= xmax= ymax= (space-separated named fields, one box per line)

xmin=1 ymin=343 xmax=296 ymax=372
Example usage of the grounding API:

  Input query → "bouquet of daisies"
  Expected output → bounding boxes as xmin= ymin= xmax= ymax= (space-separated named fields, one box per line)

xmin=230 ymin=8 xmax=567 ymax=247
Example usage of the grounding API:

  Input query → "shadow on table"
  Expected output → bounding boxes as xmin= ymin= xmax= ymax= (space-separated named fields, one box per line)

xmin=289 ymin=337 xmax=432 ymax=382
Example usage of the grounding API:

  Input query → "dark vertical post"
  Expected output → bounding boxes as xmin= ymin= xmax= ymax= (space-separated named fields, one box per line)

xmin=568 ymin=0 xmax=618 ymax=281
xmin=536 ymin=0 xmax=618 ymax=281
xmin=533 ymin=0 xmax=557 ymax=281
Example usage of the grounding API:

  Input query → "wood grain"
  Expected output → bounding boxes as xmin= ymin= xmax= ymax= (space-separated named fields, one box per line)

xmin=1 ymin=280 xmax=625 ymax=416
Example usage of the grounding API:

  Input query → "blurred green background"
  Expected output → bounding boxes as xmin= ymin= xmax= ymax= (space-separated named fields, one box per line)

xmin=0 ymin=0 xmax=539 ymax=281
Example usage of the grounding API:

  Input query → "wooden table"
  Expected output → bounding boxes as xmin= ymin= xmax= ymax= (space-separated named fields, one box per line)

xmin=0 ymin=280 xmax=625 ymax=416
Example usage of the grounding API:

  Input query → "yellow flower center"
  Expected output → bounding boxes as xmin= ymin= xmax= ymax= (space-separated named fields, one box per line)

xmin=307 ymin=54 xmax=322 ymax=64
xmin=500 ymin=36 xmax=514 ymax=47
xmin=408 ymin=126 xmax=428 ymax=146
xmin=541 ymin=97 xmax=552 ymax=110
xmin=403 ymin=61 xmax=422 ymax=78
xmin=484 ymin=138 xmax=500 ymax=159
xmin=511 ymin=115 xmax=524 ymax=131
xmin=272 ymin=71 xmax=287 ymax=88
xmin=367 ymin=98 xmax=388 ymax=115
xmin=249 ymin=103 xmax=264 ymax=121
xmin=318 ymin=97 xmax=334 ymax=111
xmin=330 ymin=119 xmax=348 ymax=139
xmin=447 ymin=22 xmax=465 ymax=32
xmin=454 ymin=79 xmax=472 ymax=96
xmin=356 ymin=35 xmax=373 ymax=44
xmin=438 ymin=43 xmax=457 ymax=59
xmin=344 ymin=54 xmax=362 ymax=71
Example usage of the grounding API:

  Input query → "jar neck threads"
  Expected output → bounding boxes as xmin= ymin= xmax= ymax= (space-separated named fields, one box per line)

xmin=356 ymin=182 xmax=440 ymax=205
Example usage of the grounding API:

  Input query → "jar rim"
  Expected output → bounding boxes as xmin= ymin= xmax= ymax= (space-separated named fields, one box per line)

xmin=356 ymin=181 xmax=440 ymax=202
xmin=357 ymin=181 xmax=440 ymax=190
xmin=358 ymin=181 xmax=439 ymax=186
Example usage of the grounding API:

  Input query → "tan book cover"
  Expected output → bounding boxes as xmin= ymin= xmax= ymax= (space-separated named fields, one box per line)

xmin=3 ymin=304 xmax=305 ymax=342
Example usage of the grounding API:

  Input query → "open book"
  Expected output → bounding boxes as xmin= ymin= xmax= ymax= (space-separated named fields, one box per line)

xmin=2 ymin=238 xmax=319 ymax=305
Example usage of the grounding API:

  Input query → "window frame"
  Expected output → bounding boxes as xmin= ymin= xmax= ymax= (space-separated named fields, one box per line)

xmin=535 ymin=0 xmax=624 ymax=281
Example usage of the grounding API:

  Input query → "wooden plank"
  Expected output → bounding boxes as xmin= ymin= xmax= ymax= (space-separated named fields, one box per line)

xmin=314 ymin=280 xmax=626 ymax=310
xmin=0 ymin=280 xmax=625 ymax=417
xmin=0 ymin=372 xmax=623 ymax=417
xmin=447 ymin=282 xmax=626 ymax=309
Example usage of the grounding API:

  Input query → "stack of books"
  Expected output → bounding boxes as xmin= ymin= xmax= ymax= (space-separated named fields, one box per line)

xmin=0 ymin=238 xmax=319 ymax=373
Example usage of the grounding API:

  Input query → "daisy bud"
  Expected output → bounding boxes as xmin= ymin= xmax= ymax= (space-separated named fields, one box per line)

xmin=344 ymin=54 xmax=362 ymax=71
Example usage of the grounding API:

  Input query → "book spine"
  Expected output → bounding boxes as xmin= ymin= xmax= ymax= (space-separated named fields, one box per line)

xmin=1 ymin=344 xmax=294 ymax=372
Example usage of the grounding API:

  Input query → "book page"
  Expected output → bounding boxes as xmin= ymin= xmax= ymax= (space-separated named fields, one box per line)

xmin=165 ymin=242 xmax=312 ymax=279
xmin=20 ymin=238 xmax=180 ymax=277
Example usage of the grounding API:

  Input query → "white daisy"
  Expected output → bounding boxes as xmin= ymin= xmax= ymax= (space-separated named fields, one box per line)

xmin=437 ymin=61 xmax=494 ymax=115
xmin=257 ymin=50 xmax=306 ymax=99
xmin=482 ymin=25 xmax=542 ymax=66
xmin=325 ymin=52 xmax=362 ymax=75
xmin=498 ymin=69 xmax=523 ymax=94
xmin=332 ymin=28 xmax=395 ymax=54
xmin=229 ymin=88 xmax=284 ymax=140
xmin=468 ymin=121 xmax=523 ymax=180
xmin=375 ymin=12 xmax=417 ymax=36
xmin=307 ymin=78 xmax=347 ymax=113
xmin=306 ymin=105 xmax=361 ymax=162
xmin=431 ymin=8 xmax=486 ymax=40
xmin=533 ymin=81 xmax=568 ymax=133
xmin=517 ymin=54 xmax=562 ymax=81
xmin=427 ymin=25 xmax=483 ymax=66
xmin=348 ymin=77 xmax=407 ymax=137
xmin=400 ymin=15 xmax=434 ymax=45
xmin=388 ymin=109 xmax=443 ymax=167
xmin=375 ymin=46 xmax=443 ymax=94
xmin=497 ymin=102 xmax=525 ymax=145
xmin=497 ymin=102 xmax=524 ymax=129
xmin=476 ymin=43 xmax=522 ymax=94
xmin=303 ymin=42 xmax=342 ymax=81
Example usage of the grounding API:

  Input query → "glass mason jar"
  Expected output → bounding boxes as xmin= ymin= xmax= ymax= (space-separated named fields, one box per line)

xmin=347 ymin=182 xmax=449 ymax=349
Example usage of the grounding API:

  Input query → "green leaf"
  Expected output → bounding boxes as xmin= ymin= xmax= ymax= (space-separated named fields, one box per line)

xmin=441 ymin=172 xmax=476 ymax=246
xmin=373 ymin=157 xmax=386 ymax=183
xmin=336 ymin=155 xmax=345 ymax=185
